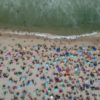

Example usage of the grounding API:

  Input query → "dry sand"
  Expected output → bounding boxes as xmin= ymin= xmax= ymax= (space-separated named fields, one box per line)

xmin=0 ymin=30 xmax=100 ymax=100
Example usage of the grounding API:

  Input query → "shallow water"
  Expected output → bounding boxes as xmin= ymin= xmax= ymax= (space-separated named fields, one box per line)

xmin=0 ymin=0 xmax=100 ymax=35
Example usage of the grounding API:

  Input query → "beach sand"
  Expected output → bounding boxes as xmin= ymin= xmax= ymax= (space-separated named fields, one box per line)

xmin=0 ymin=30 xmax=100 ymax=100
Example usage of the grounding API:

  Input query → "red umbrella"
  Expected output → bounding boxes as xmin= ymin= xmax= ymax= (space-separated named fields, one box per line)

xmin=66 ymin=68 xmax=70 ymax=76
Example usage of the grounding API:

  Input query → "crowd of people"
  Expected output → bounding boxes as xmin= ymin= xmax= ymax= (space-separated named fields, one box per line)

xmin=0 ymin=38 xmax=100 ymax=100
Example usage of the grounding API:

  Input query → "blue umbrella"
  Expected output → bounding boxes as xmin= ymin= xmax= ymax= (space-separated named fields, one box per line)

xmin=92 ymin=47 xmax=96 ymax=51
xmin=56 ymin=65 xmax=61 ymax=72
xmin=73 ymin=96 xmax=77 ymax=100
xmin=56 ymin=48 xmax=60 ymax=52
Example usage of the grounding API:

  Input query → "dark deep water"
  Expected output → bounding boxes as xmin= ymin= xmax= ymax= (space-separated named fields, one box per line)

xmin=0 ymin=0 xmax=100 ymax=35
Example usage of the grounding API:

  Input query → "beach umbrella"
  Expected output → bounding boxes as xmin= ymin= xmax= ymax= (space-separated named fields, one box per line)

xmin=93 ymin=62 xmax=97 ymax=67
xmin=56 ymin=65 xmax=61 ymax=72
xmin=55 ymin=95 xmax=61 ymax=99
xmin=66 ymin=68 xmax=70 ymax=75
xmin=92 ymin=47 xmax=96 ymax=51
xmin=73 ymin=96 xmax=77 ymax=100
xmin=64 ymin=58 xmax=67 ymax=63
xmin=56 ymin=48 xmax=60 ymax=52
xmin=28 ymin=81 xmax=33 ymax=86
xmin=74 ymin=67 xmax=80 ymax=76
xmin=65 ymin=51 xmax=69 ymax=56
xmin=50 ymin=95 xmax=54 ymax=100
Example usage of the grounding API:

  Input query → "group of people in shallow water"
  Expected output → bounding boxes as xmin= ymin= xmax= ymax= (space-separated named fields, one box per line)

xmin=0 ymin=40 xmax=100 ymax=100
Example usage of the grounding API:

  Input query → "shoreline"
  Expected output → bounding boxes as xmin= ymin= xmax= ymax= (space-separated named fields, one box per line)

xmin=0 ymin=29 xmax=99 ymax=40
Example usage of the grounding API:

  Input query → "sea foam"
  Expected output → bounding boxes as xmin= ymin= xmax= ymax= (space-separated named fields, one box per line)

xmin=0 ymin=30 xmax=98 ymax=40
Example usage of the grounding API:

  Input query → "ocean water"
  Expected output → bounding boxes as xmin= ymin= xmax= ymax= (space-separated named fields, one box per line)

xmin=0 ymin=0 xmax=100 ymax=35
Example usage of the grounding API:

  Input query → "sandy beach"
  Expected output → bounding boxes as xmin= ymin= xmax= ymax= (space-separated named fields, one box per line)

xmin=0 ymin=30 xmax=100 ymax=100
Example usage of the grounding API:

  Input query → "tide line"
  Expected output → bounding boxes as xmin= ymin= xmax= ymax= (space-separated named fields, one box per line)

xmin=0 ymin=30 xmax=98 ymax=40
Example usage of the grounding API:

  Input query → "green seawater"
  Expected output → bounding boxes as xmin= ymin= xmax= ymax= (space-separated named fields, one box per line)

xmin=0 ymin=0 xmax=100 ymax=35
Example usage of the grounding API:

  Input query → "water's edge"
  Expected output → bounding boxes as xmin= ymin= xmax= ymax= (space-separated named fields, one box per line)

xmin=0 ymin=30 xmax=98 ymax=40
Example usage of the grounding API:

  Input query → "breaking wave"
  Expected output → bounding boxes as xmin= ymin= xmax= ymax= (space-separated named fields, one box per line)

xmin=0 ymin=30 xmax=98 ymax=40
